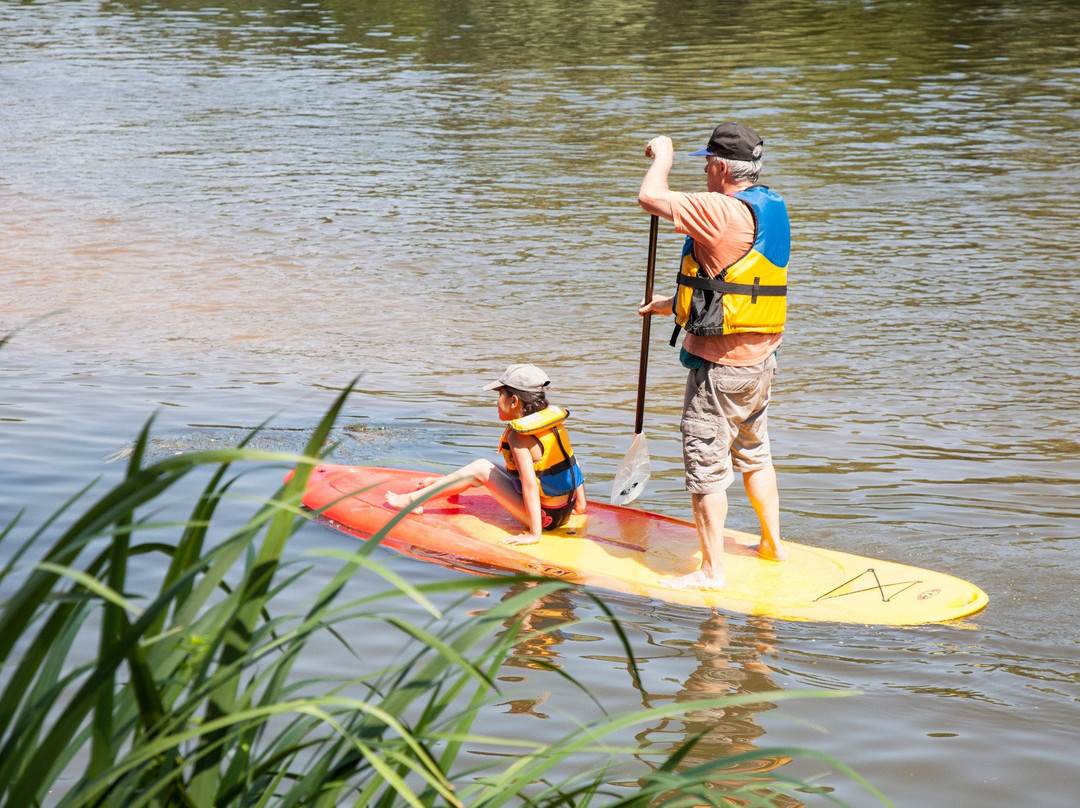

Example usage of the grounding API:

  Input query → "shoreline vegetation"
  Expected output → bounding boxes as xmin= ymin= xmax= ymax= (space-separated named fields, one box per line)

xmin=0 ymin=378 xmax=891 ymax=807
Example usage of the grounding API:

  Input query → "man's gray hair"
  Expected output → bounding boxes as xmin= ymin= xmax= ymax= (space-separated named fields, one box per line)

xmin=709 ymin=155 xmax=761 ymax=184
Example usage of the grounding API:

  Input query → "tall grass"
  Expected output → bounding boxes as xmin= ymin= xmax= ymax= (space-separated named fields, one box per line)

xmin=0 ymin=382 xmax=892 ymax=807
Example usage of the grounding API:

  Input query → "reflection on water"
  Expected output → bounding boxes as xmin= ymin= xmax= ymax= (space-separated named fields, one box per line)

xmin=495 ymin=585 xmax=806 ymax=801
xmin=501 ymin=584 xmax=583 ymax=674
xmin=633 ymin=612 xmax=801 ymax=805
xmin=4 ymin=1 xmax=1080 ymax=805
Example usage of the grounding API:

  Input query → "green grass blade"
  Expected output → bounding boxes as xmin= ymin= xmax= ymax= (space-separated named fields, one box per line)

xmin=187 ymin=380 xmax=354 ymax=804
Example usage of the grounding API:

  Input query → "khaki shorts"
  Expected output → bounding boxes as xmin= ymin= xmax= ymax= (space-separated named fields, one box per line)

xmin=681 ymin=353 xmax=777 ymax=494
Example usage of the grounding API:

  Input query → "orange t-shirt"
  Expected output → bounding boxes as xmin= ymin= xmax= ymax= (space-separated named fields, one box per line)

xmin=669 ymin=191 xmax=784 ymax=366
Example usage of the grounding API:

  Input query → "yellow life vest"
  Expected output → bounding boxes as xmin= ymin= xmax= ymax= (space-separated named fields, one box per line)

xmin=499 ymin=407 xmax=584 ymax=498
xmin=671 ymin=185 xmax=790 ymax=344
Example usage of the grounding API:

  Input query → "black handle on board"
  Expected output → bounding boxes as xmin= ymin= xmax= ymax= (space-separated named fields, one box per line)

xmin=634 ymin=214 xmax=659 ymax=435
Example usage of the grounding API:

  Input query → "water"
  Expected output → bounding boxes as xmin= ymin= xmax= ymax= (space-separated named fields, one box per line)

xmin=3 ymin=0 xmax=1080 ymax=804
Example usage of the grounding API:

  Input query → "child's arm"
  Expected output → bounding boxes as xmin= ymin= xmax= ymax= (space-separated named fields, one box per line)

xmin=573 ymin=483 xmax=587 ymax=514
xmin=509 ymin=435 xmax=544 ymax=540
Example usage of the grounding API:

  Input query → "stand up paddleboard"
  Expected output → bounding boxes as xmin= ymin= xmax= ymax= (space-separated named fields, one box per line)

xmin=291 ymin=464 xmax=988 ymax=626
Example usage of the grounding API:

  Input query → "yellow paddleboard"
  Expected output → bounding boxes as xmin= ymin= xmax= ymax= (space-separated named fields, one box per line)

xmin=294 ymin=465 xmax=988 ymax=626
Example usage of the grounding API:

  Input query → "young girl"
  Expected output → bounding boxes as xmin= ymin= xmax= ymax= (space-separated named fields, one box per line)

xmin=384 ymin=364 xmax=586 ymax=546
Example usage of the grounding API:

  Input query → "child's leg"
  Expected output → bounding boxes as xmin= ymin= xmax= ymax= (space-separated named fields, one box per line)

xmin=481 ymin=466 xmax=532 ymax=525
xmin=384 ymin=459 xmax=498 ymax=512
xmin=385 ymin=462 xmax=541 ymax=541
xmin=444 ymin=464 xmax=544 ymax=534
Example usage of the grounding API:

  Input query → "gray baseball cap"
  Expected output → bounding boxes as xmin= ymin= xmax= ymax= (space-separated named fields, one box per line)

xmin=482 ymin=364 xmax=551 ymax=392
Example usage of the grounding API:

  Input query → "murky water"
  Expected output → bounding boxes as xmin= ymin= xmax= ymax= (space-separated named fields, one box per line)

xmin=3 ymin=1 xmax=1079 ymax=804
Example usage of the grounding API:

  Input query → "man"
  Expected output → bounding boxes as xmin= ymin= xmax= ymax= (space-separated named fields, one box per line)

xmin=637 ymin=122 xmax=790 ymax=590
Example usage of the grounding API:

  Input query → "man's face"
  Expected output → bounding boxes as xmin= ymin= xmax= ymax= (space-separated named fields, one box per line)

xmin=704 ymin=157 xmax=726 ymax=192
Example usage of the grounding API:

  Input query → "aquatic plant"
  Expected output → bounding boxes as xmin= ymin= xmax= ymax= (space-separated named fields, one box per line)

xmin=0 ymin=383 xmax=891 ymax=807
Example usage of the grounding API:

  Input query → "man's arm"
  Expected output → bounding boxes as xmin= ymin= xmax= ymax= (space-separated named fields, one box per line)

xmin=638 ymin=136 xmax=675 ymax=221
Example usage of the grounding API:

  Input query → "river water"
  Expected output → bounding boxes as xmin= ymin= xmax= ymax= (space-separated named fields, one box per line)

xmin=3 ymin=1 xmax=1079 ymax=804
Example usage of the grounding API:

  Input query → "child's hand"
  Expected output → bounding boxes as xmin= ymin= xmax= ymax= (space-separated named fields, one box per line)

xmin=505 ymin=532 xmax=540 ymax=546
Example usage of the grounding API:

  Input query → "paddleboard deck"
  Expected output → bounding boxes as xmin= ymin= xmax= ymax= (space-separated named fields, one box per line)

xmin=292 ymin=464 xmax=988 ymax=626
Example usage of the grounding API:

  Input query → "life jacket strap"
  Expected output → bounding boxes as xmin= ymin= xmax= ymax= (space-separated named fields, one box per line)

xmin=676 ymin=272 xmax=787 ymax=304
xmin=537 ymin=456 xmax=576 ymax=479
xmin=669 ymin=322 xmax=683 ymax=347
xmin=544 ymin=428 xmax=580 ymax=481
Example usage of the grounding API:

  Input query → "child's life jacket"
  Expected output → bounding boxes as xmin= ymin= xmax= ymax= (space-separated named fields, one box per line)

xmin=499 ymin=407 xmax=585 ymax=498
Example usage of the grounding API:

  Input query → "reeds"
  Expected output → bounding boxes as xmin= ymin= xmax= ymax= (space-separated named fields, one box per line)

xmin=0 ymin=383 xmax=891 ymax=807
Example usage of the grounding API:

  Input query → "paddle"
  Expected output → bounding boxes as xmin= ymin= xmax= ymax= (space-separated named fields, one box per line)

xmin=610 ymin=213 xmax=659 ymax=505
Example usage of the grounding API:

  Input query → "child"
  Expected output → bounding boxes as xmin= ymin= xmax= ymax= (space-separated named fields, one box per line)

xmin=384 ymin=364 xmax=587 ymax=546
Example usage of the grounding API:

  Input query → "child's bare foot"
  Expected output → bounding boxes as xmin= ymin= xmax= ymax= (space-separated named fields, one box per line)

xmin=751 ymin=542 xmax=786 ymax=561
xmin=505 ymin=533 xmax=540 ymax=546
xmin=666 ymin=569 xmax=726 ymax=591
xmin=384 ymin=491 xmax=423 ymax=513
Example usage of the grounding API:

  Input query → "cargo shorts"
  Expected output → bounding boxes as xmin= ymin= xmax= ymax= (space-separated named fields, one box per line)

xmin=680 ymin=353 xmax=777 ymax=494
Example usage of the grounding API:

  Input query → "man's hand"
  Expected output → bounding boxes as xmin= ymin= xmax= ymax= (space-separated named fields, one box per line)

xmin=640 ymin=137 xmax=675 ymax=220
xmin=645 ymin=136 xmax=674 ymax=161
xmin=639 ymin=294 xmax=674 ymax=317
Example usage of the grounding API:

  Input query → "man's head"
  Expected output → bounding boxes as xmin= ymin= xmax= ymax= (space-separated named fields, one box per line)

xmin=690 ymin=122 xmax=764 ymax=162
xmin=692 ymin=122 xmax=764 ymax=189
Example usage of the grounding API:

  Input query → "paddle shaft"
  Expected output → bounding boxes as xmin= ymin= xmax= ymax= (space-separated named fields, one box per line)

xmin=634 ymin=214 xmax=659 ymax=434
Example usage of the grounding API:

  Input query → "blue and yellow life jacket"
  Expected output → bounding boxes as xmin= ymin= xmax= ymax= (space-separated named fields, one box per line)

xmin=499 ymin=407 xmax=585 ymax=498
xmin=670 ymin=185 xmax=790 ymax=345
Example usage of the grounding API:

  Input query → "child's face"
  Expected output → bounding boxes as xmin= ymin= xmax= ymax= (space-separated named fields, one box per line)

xmin=496 ymin=388 xmax=522 ymax=421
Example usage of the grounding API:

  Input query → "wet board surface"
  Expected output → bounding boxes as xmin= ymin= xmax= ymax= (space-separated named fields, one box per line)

xmin=293 ymin=464 xmax=989 ymax=626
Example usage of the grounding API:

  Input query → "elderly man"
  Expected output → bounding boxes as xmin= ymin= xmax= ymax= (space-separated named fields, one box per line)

xmin=637 ymin=122 xmax=790 ymax=590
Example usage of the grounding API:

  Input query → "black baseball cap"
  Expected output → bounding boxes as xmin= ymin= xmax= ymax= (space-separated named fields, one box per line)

xmin=689 ymin=122 xmax=764 ymax=161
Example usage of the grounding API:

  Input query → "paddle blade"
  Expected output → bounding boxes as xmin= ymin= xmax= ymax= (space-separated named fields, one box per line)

xmin=610 ymin=433 xmax=651 ymax=505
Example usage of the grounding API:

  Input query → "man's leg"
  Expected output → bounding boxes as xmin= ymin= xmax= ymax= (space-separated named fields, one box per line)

xmin=692 ymin=489 xmax=729 ymax=579
xmin=743 ymin=464 xmax=784 ymax=560
xmin=668 ymin=489 xmax=728 ymax=589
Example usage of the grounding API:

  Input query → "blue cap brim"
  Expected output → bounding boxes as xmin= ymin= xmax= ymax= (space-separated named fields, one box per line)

xmin=688 ymin=148 xmax=712 ymax=156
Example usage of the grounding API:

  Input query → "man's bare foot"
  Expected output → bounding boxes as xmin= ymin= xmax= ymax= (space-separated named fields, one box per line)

xmin=750 ymin=542 xmax=786 ymax=561
xmin=666 ymin=569 xmax=726 ymax=591
xmin=383 ymin=491 xmax=424 ymax=513
xmin=505 ymin=533 xmax=540 ymax=546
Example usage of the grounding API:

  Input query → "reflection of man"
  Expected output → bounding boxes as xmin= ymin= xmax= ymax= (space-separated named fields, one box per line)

xmin=676 ymin=612 xmax=777 ymax=735
xmin=639 ymin=611 xmax=798 ymax=804
xmin=638 ymin=122 xmax=790 ymax=591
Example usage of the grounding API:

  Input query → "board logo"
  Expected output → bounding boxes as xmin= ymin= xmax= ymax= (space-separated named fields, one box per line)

xmin=918 ymin=588 xmax=941 ymax=600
